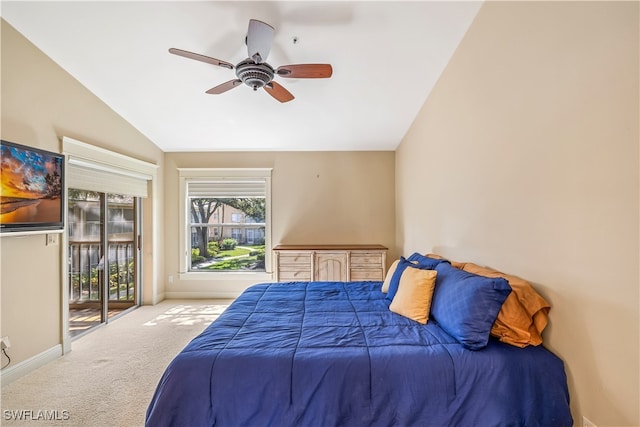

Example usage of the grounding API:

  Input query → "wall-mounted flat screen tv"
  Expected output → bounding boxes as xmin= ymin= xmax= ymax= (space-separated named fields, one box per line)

xmin=1 ymin=140 xmax=65 ymax=233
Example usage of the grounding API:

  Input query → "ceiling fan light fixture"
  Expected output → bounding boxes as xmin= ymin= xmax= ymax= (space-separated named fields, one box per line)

xmin=235 ymin=59 xmax=275 ymax=90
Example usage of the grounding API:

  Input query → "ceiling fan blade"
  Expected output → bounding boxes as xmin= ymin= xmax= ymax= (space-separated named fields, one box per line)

xmin=169 ymin=48 xmax=234 ymax=70
xmin=264 ymin=81 xmax=294 ymax=103
xmin=246 ymin=19 xmax=274 ymax=64
xmin=206 ymin=79 xmax=243 ymax=94
xmin=276 ymin=64 xmax=333 ymax=78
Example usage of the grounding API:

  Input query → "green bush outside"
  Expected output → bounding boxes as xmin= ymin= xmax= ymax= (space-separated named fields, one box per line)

xmin=191 ymin=248 xmax=205 ymax=263
xmin=207 ymin=241 xmax=219 ymax=257
xmin=220 ymin=238 xmax=237 ymax=250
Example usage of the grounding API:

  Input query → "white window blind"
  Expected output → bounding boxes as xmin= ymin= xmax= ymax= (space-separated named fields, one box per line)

xmin=63 ymin=137 xmax=157 ymax=198
xmin=67 ymin=161 xmax=149 ymax=197
xmin=187 ymin=179 xmax=267 ymax=198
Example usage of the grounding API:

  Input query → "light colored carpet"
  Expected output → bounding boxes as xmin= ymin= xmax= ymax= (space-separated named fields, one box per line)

xmin=0 ymin=299 xmax=232 ymax=427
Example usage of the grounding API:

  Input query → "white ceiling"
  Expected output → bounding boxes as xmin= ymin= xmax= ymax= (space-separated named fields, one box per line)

xmin=1 ymin=1 xmax=481 ymax=152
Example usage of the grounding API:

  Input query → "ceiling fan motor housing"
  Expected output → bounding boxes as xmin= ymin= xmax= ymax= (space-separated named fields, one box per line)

xmin=235 ymin=59 xmax=275 ymax=91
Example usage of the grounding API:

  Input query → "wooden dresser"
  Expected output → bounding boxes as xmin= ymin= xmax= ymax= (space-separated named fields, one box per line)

xmin=273 ymin=244 xmax=388 ymax=282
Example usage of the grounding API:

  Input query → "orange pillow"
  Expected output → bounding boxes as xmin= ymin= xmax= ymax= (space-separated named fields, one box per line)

xmin=461 ymin=263 xmax=550 ymax=347
xmin=381 ymin=259 xmax=400 ymax=293
xmin=381 ymin=258 xmax=419 ymax=293
xmin=389 ymin=267 xmax=438 ymax=324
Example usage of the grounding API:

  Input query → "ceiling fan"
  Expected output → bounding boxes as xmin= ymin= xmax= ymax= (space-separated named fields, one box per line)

xmin=169 ymin=19 xmax=333 ymax=103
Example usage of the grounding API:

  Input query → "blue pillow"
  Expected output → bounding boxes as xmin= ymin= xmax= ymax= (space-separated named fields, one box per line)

xmin=431 ymin=262 xmax=512 ymax=350
xmin=406 ymin=252 xmax=447 ymax=269
xmin=386 ymin=256 xmax=443 ymax=301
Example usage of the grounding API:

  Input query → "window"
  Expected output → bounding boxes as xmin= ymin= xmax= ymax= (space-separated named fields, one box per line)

xmin=179 ymin=168 xmax=272 ymax=277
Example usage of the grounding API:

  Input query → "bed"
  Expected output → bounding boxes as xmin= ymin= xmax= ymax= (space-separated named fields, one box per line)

xmin=146 ymin=255 xmax=573 ymax=427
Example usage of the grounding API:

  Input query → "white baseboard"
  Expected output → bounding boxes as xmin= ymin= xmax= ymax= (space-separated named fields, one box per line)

xmin=1 ymin=344 xmax=62 ymax=387
xmin=164 ymin=291 xmax=241 ymax=299
xmin=153 ymin=292 xmax=165 ymax=305
xmin=142 ymin=292 xmax=165 ymax=306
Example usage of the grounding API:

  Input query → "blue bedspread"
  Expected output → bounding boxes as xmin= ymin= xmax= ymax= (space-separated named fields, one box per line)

xmin=146 ymin=281 xmax=572 ymax=427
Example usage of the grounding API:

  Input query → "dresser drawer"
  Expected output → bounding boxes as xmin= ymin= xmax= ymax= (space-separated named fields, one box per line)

xmin=278 ymin=253 xmax=312 ymax=265
xmin=278 ymin=269 xmax=312 ymax=281
xmin=350 ymin=268 xmax=384 ymax=281
xmin=350 ymin=253 xmax=383 ymax=268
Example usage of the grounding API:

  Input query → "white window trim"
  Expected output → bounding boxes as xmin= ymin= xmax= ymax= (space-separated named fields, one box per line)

xmin=178 ymin=168 xmax=273 ymax=281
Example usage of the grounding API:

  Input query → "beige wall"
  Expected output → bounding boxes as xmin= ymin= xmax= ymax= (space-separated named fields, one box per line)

xmin=163 ymin=151 xmax=396 ymax=297
xmin=396 ymin=2 xmax=639 ymax=426
xmin=0 ymin=21 xmax=165 ymax=366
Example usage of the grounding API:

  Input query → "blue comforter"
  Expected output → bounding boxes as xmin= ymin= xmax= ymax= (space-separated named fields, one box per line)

xmin=146 ymin=281 xmax=572 ymax=427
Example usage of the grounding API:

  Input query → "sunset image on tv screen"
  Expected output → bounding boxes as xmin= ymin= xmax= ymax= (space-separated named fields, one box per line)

xmin=1 ymin=144 xmax=63 ymax=225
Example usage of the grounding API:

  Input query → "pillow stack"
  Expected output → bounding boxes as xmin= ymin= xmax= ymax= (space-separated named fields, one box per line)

xmin=425 ymin=254 xmax=551 ymax=348
xmin=383 ymin=254 xmax=445 ymax=325
xmin=383 ymin=254 xmax=442 ymax=299
xmin=382 ymin=252 xmax=515 ymax=351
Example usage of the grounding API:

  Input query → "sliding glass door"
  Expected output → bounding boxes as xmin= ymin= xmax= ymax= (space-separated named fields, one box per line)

xmin=67 ymin=190 xmax=140 ymax=337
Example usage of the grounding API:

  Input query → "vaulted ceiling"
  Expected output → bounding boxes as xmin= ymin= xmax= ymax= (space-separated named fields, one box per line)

xmin=1 ymin=1 xmax=482 ymax=151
